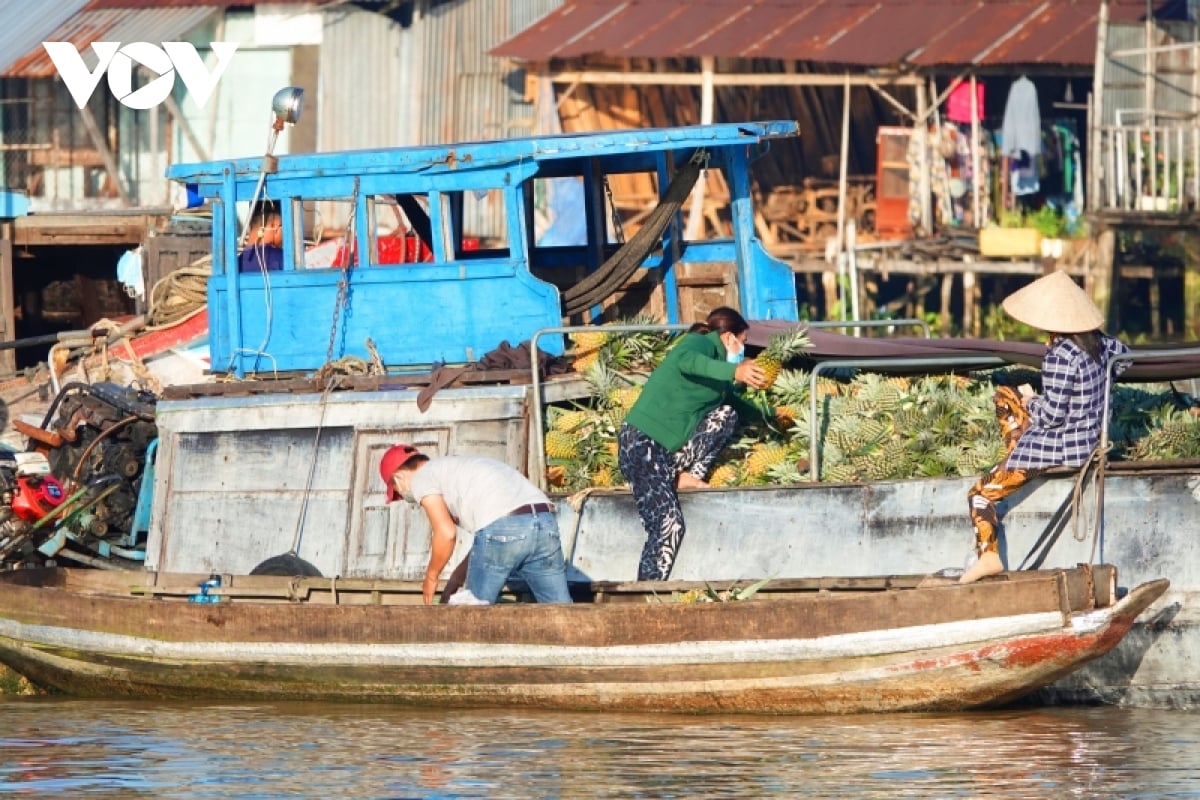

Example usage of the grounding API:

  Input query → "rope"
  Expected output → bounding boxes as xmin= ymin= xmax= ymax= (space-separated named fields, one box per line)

xmin=561 ymin=151 xmax=706 ymax=316
xmin=288 ymin=376 xmax=343 ymax=557
xmin=85 ymin=318 xmax=162 ymax=395
xmin=1017 ymin=445 xmax=1107 ymax=571
xmin=147 ymin=258 xmax=211 ymax=330
xmin=314 ymin=356 xmax=371 ymax=384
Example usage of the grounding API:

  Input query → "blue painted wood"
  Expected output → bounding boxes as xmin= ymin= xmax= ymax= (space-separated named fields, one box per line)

xmin=0 ymin=191 xmax=29 ymax=218
xmin=168 ymin=122 xmax=801 ymax=375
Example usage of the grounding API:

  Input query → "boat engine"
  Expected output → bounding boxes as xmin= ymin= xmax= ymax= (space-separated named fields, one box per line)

xmin=0 ymin=452 xmax=66 ymax=563
xmin=5 ymin=381 xmax=159 ymax=567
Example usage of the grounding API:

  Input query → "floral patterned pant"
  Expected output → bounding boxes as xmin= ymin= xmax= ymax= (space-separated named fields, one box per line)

xmin=618 ymin=406 xmax=738 ymax=581
xmin=967 ymin=386 xmax=1044 ymax=555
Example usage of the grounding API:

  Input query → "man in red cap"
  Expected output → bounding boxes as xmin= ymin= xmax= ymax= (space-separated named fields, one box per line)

xmin=379 ymin=444 xmax=573 ymax=605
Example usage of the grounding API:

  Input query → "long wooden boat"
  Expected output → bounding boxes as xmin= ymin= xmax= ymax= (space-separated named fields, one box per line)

xmin=0 ymin=563 xmax=1166 ymax=713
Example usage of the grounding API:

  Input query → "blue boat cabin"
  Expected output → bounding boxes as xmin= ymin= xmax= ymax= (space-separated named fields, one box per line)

xmin=167 ymin=122 xmax=801 ymax=377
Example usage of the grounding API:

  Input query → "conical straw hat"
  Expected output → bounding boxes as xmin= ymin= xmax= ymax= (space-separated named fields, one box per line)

xmin=1001 ymin=270 xmax=1104 ymax=333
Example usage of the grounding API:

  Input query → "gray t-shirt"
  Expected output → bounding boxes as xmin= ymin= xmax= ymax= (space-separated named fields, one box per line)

xmin=408 ymin=455 xmax=550 ymax=533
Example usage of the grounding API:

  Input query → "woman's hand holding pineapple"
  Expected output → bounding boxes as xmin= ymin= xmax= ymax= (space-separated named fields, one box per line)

xmin=733 ymin=360 xmax=767 ymax=389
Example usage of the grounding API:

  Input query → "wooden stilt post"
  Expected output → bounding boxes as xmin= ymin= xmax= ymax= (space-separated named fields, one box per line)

xmin=940 ymin=273 xmax=953 ymax=337
xmin=963 ymin=271 xmax=978 ymax=337
xmin=1094 ymin=227 xmax=1118 ymax=331
xmin=684 ymin=56 xmax=714 ymax=241
xmin=1183 ymin=232 xmax=1200 ymax=339
xmin=836 ymin=73 xmax=851 ymax=321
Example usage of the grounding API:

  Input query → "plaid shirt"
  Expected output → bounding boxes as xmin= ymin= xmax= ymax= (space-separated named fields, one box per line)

xmin=1007 ymin=334 xmax=1129 ymax=469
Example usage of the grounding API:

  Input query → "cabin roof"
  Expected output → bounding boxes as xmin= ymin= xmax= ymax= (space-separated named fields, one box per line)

xmin=491 ymin=0 xmax=1188 ymax=68
xmin=167 ymin=120 xmax=800 ymax=187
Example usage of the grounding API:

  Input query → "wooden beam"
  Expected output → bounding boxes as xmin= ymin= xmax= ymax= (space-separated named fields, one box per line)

xmin=164 ymin=94 xmax=210 ymax=163
xmin=546 ymin=70 xmax=923 ymax=88
xmin=77 ymin=106 xmax=131 ymax=205
xmin=684 ymin=57 xmax=714 ymax=241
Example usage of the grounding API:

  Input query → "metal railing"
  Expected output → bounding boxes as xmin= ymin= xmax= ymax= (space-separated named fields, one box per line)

xmin=529 ymin=320 xmax=959 ymax=489
xmin=1101 ymin=346 xmax=1200 ymax=454
xmin=1097 ymin=123 xmax=1200 ymax=212
xmin=807 ymin=318 xmax=931 ymax=338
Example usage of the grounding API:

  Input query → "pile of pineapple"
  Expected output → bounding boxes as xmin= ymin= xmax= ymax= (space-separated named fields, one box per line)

xmin=544 ymin=322 xmax=1200 ymax=493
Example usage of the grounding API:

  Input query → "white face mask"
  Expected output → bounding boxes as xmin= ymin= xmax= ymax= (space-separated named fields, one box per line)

xmin=724 ymin=334 xmax=745 ymax=364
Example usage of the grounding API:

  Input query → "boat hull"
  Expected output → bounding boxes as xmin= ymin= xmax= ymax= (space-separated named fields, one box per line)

xmin=0 ymin=567 xmax=1168 ymax=713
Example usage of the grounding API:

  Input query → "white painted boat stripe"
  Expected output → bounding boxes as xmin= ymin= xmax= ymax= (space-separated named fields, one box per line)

xmin=0 ymin=610 xmax=1080 ymax=668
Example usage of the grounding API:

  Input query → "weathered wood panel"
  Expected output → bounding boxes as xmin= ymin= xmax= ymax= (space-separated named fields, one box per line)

xmin=148 ymin=385 xmax=541 ymax=577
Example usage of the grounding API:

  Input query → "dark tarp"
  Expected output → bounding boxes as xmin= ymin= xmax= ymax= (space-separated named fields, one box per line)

xmin=748 ymin=321 xmax=1200 ymax=382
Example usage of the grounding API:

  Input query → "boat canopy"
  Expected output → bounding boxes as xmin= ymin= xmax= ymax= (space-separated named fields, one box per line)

xmin=167 ymin=122 xmax=801 ymax=376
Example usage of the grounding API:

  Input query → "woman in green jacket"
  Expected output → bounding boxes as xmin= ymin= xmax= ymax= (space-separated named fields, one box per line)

xmin=618 ymin=306 xmax=772 ymax=581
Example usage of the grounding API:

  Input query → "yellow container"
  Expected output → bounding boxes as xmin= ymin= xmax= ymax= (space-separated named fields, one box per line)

xmin=979 ymin=227 xmax=1043 ymax=258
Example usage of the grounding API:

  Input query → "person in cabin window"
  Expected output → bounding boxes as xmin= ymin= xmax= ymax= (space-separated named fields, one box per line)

xmin=380 ymin=444 xmax=573 ymax=605
xmin=960 ymin=270 xmax=1129 ymax=584
xmin=238 ymin=201 xmax=285 ymax=273
xmin=618 ymin=306 xmax=785 ymax=582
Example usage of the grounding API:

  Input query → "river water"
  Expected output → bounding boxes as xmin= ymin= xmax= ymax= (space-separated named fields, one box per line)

xmin=0 ymin=701 xmax=1197 ymax=798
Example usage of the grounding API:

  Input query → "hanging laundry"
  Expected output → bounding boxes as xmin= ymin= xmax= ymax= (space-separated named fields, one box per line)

xmin=116 ymin=246 xmax=145 ymax=300
xmin=1000 ymin=76 xmax=1041 ymax=158
xmin=946 ymin=81 xmax=985 ymax=124
xmin=1010 ymin=151 xmax=1040 ymax=197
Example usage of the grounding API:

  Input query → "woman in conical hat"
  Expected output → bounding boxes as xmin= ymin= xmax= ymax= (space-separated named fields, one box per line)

xmin=960 ymin=270 xmax=1129 ymax=583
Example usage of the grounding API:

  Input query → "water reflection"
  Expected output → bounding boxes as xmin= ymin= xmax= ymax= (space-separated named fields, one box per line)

xmin=0 ymin=700 xmax=1197 ymax=798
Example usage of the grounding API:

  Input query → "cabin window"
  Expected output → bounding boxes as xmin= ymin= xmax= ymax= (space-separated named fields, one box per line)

xmin=532 ymin=177 xmax=587 ymax=247
xmin=445 ymin=188 xmax=508 ymax=259
xmin=370 ymin=194 xmax=435 ymax=265
xmin=300 ymin=198 xmax=357 ymax=268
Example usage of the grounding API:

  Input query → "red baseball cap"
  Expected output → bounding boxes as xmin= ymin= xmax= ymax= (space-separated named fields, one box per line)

xmin=380 ymin=444 xmax=420 ymax=502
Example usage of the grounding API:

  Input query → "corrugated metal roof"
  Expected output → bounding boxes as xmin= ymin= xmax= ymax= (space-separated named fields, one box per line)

xmin=492 ymin=0 xmax=1186 ymax=68
xmin=3 ymin=6 xmax=219 ymax=77
xmin=0 ymin=0 xmax=92 ymax=75
xmin=81 ymin=1 xmax=319 ymax=8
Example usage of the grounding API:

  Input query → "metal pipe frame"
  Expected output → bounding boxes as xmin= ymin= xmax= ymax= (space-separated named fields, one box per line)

xmin=807 ymin=318 xmax=931 ymax=338
xmin=1101 ymin=346 xmax=1200 ymax=455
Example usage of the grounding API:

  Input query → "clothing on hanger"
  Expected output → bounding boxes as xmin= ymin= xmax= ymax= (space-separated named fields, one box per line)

xmin=946 ymin=81 xmax=985 ymax=124
xmin=1000 ymin=76 xmax=1041 ymax=158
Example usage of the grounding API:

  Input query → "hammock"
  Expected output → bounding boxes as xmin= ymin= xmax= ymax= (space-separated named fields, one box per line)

xmin=560 ymin=152 xmax=705 ymax=316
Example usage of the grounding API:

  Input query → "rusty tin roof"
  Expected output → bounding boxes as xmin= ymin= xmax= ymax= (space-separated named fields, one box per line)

xmin=492 ymin=0 xmax=1184 ymax=68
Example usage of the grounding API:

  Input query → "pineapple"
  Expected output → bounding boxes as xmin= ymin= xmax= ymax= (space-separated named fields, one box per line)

xmin=571 ymin=330 xmax=607 ymax=372
xmin=551 ymin=407 xmax=590 ymax=433
xmin=708 ymin=463 xmax=740 ymax=487
xmin=591 ymin=465 xmax=615 ymax=487
xmin=585 ymin=361 xmax=642 ymax=417
xmin=815 ymin=376 xmax=842 ymax=398
xmin=774 ymin=405 xmax=799 ymax=429
xmin=744 ymin=444 xmax=788 ymax=478
xmin=573 ymin=349 xmax=601 ymax=373
xmin=610 ymin=385 xmax=642 ymax=412
xmin=544 ymin=430 xmax=579 ymax=461
xmin=754 ymin=327 xmax=812 ymax=389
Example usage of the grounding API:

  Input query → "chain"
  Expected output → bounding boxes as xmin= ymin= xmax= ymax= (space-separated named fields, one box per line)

xmin=603 ymin=175 xmax=625 ymax=244
xmin=325 ymin=178 xmax=360 ymax=367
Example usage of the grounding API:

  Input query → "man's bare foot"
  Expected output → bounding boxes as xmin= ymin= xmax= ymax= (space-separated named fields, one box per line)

xmin=676 ymin=472 xmax=709 ymax=490
xmin=959 ymin=550 xmax=1004 ymax=584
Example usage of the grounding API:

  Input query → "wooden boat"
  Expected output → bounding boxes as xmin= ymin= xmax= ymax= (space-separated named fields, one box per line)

xmin=0 ymin=563 xmax=1166 ymax=713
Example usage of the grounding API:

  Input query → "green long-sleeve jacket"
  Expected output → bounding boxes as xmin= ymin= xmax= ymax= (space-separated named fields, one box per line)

xmin=623 ymin=331 xmax=768 ymax=451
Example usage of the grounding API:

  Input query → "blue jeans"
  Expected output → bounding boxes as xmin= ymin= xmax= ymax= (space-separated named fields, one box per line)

xmin=466 ymin=510 xmax=573 ymax=604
